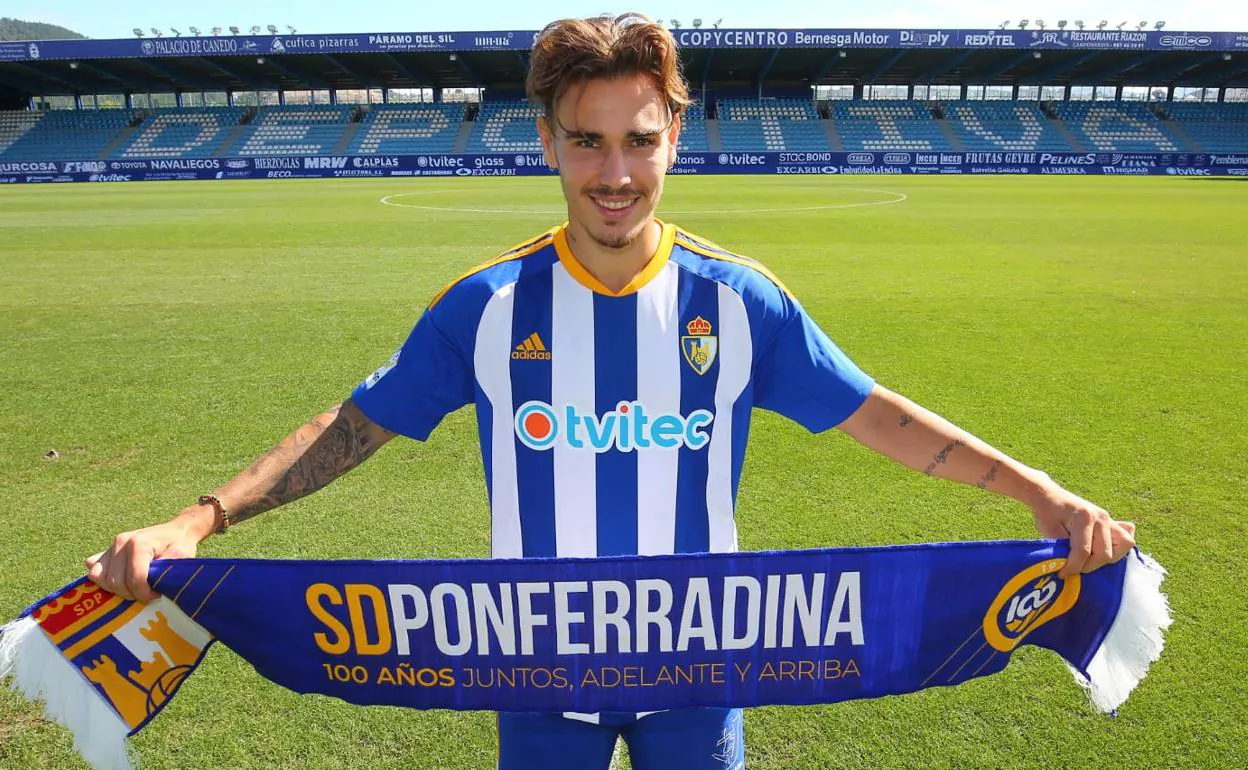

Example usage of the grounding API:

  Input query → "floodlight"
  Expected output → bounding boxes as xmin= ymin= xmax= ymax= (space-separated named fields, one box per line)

xmin=672 ymin=20 xmax=682 ymax=29
xmin=1033 ymin=51 xmax=1042 ymax=59
xmin=1117 ymin=21 xmax=1127 ymax=30
xmin=256 ymin=57 xmax=265 ymax=64
xmin=1001 ymin=20 xmax=1010 ymax=29
xmin=151 ymin=28 xmax=163 ymax=37
xmin=229 ymin=26 xmax=240 ymax=35
xmin=212 ymin=27 xmax=222 ymax=35
xmin=1057 ymin=20 xmax=1067 ymax=30
xmin=69 ymin=61 xmax=79 ymax=69
xmin=286 ymin=25 xmax=296 ymax=34
xmin=449 ymin=53 xmax=458 ymax=61
xmin=1075 ymin=20 xmax=1085 ymax=30
xmin=133 ymin=28 xmax=144 ymax=37
xmin=838 ymin=50 xmax=847 ymax=58
xmin=249 ymin=25 xmax=261 ymax=35
xmin=1137 ymin=22 xmax=1147 ymax=30
xmin=693 ymin=19 xmax=702 ymax=29
xmin=1155 ymin=21 xmax=1165 ymax=30
xmin=1225 ymin=53 xmax=1233 ymax=61
xmin=189 ymin=26 xmax=200 ymax=35
xmin=171 ymin=28 xmax=181 ymax=37
xmin=1036 ymin=20 xmax=1045 ymax=30
xmin=267 ymin=25 xmax=278 ymax=34
xmin=714 ymin=18 xmax=723 ymax=28
xmin=1018 ymin=20 xmax=1028 ymax=29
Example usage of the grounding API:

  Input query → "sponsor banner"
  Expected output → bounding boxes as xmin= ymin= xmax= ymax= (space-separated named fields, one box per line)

xmin=2 ymin=153 xmax=1239 ymax=184
xmin=8 ymin=29 xmax=1243 ymax=60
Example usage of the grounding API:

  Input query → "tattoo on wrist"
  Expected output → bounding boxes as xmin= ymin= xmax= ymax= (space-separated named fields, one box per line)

xmin=899 ymin=414 xmax=914 ymax=428
xmin=923 ymin=440 xmax=965 ymax=475
xmin=976 ymin=460 xmax=1003 ymax=490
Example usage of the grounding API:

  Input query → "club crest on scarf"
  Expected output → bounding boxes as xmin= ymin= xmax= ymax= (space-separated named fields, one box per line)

xmin=983 ymin=559 xmax=1082 ymax=652
xmin=682 ymin=316 xmax=718 ymax=375
xmin=31 ymin=581 xmax=211 ymax=730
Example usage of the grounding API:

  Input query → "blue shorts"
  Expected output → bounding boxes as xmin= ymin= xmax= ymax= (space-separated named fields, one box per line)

xmin=497 ymin=709 xmax=745 ymax=770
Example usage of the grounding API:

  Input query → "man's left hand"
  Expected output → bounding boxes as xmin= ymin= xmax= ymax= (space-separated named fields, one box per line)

xmin=1030 ymin=485 xmax=1137 ymax=577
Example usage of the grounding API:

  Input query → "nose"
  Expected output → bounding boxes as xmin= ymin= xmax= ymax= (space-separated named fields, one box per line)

xmin=598 ymin=145 xmax=631 ymax=190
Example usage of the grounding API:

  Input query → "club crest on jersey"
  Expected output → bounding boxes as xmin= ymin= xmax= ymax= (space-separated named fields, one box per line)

xmin=682 ymin=316 xmax=718 ymax=375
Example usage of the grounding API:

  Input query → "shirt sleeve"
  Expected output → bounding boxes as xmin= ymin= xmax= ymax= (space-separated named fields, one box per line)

xmin=350 ymin=308 xmax=474 ymax=440
xmin=753 ymin=300 xmax=874 ymax=433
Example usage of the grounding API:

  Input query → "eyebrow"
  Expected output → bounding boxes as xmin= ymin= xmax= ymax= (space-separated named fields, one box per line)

xmin=562 ymin=129 xmax=663 ymax=141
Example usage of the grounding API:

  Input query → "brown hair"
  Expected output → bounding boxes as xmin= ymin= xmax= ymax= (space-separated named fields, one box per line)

xmin=526 ymin=13 xmax=691 ymax=127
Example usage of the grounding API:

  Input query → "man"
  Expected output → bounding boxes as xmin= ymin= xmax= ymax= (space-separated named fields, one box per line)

xmin=87 ymin=13 xmax=1136 ymax=770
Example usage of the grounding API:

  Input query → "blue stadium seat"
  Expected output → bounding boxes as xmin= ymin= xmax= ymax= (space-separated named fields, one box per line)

xmin=2 ymin=109 xmax=135 ymax=161
xmin=467 ymin=103 xmax=543 ymax=153
xmin=1054 ymin=102 xmax=1181 ymax=152
xmin=941 ymin=101 xmax=1074 ymax=151
xmin=678 ymin=104 xmax=708 ymax=152
xmin=116 ymin=108 xmax=246 ymax=158
xmin=830 ymin=101 xmax=949 ymax=151
xmin=1163 ymin=102 xmax=1248 ymax=152
xmin=717 ymin=99 xmax=828 ymax=151
xmin=351 ymin=104 xmax=466 ymax=155
xmin=232 ymin=105 xmax=354 ymax=156
xmin=0 ymin=110 xmax=44 ymax=155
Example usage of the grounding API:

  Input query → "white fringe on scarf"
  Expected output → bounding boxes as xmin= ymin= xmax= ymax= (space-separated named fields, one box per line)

xmin=1076 ymin=550 xmax=1173 ymax=713
xmin=0 ymin=615 xmax=135 ymax=770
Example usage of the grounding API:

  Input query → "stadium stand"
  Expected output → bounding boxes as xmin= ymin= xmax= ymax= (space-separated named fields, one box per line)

xmin=830 ymin=101 xmax=949 ymax=151
xmin=233 ymin=105 xmax=354 ymax=156
xmin=717 ymin=99 xmax=829 ymax=151
xmin=117 ymin=108 xmax=247 ymax=158
xmin=467 ymin=102 xmax=543 ymax=153
xmin=1053 ymin=102 xmax=1181 ymax=152
xmin=1164 ymin=102 xmax=1248 ymax=152
xmin=678 ymin=104 xmax=709 ymax=152
xmin=2 ymin=109 xmax=136 ymax=161
xmin=942 ymin=101 xmax=1073 ymax=151
xmin=0 ymin=110 xmax=44 ymax=154
xmin=350 ymin=104 xmax=466 ymax=155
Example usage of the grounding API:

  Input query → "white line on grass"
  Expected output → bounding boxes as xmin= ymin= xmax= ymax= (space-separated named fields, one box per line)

xmin=378 ymin=187 xmax=907 ymax=215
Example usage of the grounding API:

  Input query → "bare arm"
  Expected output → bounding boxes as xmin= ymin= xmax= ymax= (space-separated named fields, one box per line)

xmin=838 ymin=384 xmax=1135 ymax=576
xmin=86 ymin=399 xmax=395 ymax=600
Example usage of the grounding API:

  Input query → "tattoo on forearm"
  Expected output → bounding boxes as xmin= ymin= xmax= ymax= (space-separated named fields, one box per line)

xmin=923 ymin=440 xmax=965 ymax=475
xmin=976 ymin=460 xmax=1003 ymax=490
xmin=899 ymin=413 xmax=914 ymax=428
xmin=231 ymin=405 xmax=386 ymax=523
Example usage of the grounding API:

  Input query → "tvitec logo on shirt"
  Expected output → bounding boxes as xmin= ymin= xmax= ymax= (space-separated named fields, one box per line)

xmin=514 ymin=401 xmax=713 ymax=452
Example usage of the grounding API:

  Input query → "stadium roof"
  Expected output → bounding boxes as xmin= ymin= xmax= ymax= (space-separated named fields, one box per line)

xmin=2 ymin=27 xmax=1246 ymax=97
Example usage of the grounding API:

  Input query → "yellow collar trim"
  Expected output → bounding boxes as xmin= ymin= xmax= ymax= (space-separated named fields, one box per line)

xmin=553 ymin=220 xmax=676 ymax=297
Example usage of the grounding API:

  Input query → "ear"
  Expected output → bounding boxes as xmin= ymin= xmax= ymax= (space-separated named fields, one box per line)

xmin=666 ymin=112 xmax=682 ymax=168
xmin=537 ymin=116 xmax=558 ymax=171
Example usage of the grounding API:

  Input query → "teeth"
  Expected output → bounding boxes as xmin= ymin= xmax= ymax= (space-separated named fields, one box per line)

xmin=596 ymin=198 xmax=632 ymax=210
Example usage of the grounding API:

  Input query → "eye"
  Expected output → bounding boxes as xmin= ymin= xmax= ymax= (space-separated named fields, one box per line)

xmin=632 ymin=136 xmax=656 ymax=147
xmin=574 ymin=138 xmax=599 ymax=149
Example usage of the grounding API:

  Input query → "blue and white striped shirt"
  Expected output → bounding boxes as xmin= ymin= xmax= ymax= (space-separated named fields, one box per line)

xmin=353 ymin=221 xmax=873 ymax=560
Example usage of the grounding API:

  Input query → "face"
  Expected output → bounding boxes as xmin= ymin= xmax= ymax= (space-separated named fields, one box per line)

xmin=538 ymin=74 xmax=681 ymax=251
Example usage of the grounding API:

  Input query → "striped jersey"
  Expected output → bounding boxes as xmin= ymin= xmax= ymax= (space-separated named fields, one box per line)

xmin=352 ymin=221 xmax=873 ymax=559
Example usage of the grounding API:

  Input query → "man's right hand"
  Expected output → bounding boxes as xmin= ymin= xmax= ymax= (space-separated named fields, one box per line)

xmin=85 ymin=513 xmax=209 ymax=602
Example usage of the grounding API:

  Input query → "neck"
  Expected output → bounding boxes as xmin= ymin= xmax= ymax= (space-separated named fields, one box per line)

xmin=565 ymin=218 xmax=663 ymax=294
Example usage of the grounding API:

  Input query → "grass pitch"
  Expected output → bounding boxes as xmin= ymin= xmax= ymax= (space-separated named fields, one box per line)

xmin=1 ymin=176 xmax=1246 ymax=769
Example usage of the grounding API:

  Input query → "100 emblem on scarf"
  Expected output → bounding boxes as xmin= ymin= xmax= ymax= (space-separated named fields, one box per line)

xmin=1 ymin=540 xmax=1170 ymax=770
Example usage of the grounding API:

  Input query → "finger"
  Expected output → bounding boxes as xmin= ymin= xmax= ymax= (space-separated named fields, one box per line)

xmin=102 ymin=543 xmax=135 ymax=601
xmin=85 ymin=551 xmax=104 ymax=571
xmin=1110 ymin=521 xmax=1137 ymax=562
xmin=1082 ymin=513 xmax=1114 ymax=573
xmin=1062 ymin=514 xmax=1094 ymax=577
xmin=125 ymin=545 xmax=157 ymax=603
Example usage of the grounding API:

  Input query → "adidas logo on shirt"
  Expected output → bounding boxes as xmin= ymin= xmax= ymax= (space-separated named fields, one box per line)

xmin=511 ymin=332 xmax=552 ymax=361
